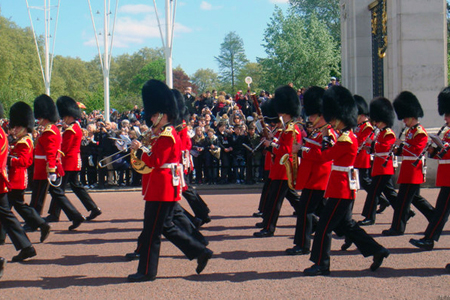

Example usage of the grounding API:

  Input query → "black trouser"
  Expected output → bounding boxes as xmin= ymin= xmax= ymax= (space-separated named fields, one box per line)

xmin=262 ymin=179 xmax=299 ymax=233
xmin=0 ymin=193 xmax=32 ymax=250
xmin=424 ymin=186 xmax=450 ymax=241
xmin=137 ymin=201 xmax=206 ymax=276
xmin=310 ymin=197 xmax=384 ymax=268
xmin=362 ymin=175 xmax=393 ymax=221
xmin=30 ymin=179 xmax=84 ymax=222
xmin=293 ymin=189 xmax=325 ymax=250
xmin=48 ymin=171 xmax=98 ymax=218
xmin=8 ymin=189 xmax=46 ymax=230
xmin=182 ymin=186 xmax=210 ymax=221
xmin=390 ymin=184 xmax=435 ymax=233
xmin=257 ymin=173 xmax=271 ymax=214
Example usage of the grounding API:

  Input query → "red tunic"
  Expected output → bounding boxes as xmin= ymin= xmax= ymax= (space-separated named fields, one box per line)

xmin=141 ymin=126 xmax=181 ymax=202
xmin=0 ymin=127 xmax=9 ymax=193
xmin=354 ymin=121 xmax=373 ymax=169
xmin=323 ymin=130 xmax=358 ymax=200
xmin=177 ymin=124 xmax=192 ymax=190
xmin=61 ymin=122 xmax=82 ymax=171
xmin=371 ymin=128 xmax=396 ymax=176
xmin=434 ymin=129 xmax=450 ymax=187
xmin=34 ymin=124 xmax=64 ymax=180
xmin=397 ymin=124 xmax=427 ymax=184
xmin=269 ymin=121 xmax=301 ymax=181
xmin=295 ymin=125 xmax=336 ymax=191
xmin=9 ymin=135 xmax=33 ymax=190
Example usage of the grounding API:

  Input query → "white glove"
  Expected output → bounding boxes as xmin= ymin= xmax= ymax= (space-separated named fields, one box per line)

xmin=48 ymin=173 xmax=57 ymax=182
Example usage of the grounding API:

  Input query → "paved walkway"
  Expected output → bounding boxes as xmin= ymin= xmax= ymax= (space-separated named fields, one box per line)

xmin=1 ymin=188 xmax=450 ymax=299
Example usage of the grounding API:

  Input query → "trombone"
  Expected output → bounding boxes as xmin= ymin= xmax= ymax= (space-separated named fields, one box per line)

xmin=98 ymin=137 xmax=131 ymax=168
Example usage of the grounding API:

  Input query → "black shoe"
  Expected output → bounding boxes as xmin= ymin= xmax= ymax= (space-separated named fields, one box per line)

xmin=12 ymin=246 xmax=37 ymax=262
xmin=285 ymin=246 xmax=310 ymax=255
xmin=446 ymin=263 xmax=450 ymax=273
xmin=371 ymin=248 xmax=390 ymax=271
xmin=0 ymin=240 xmax=4 ymax=245
xmin=125 ymin=252 xmax=140 ymax=261
xmin=407 ymin=210 xmax=416 ymax=221
xmin=68 ymin=216 xmax=86 ymax=231
xmin=86 ymin=208 xmax=102 ymax=221
xmin=0 ymin=257 xmax=5 ymax=279
xmin=40 ymin=222 xmax=51 ymax=243
xmin=409 ymin=238 xmax=434 ymax=251
xmin=44 ymin=215 xmax=60 ymax=223
xmin=255 ymin=222 xmax=264 ymax=228
xmin=201 ymin=217 xmax=211 ymax=225
xmin=127 ymin=272 xmax=156 ymax=282
xmin=253 ymin=230 xmax=274 ymax=238
xmin=376 ymin=202 xmax=390 ymax=214
xmin=382 ymin=229 xmax=404 ymax=236
xmin=341 ymin=240 xmax=353 ymax=251
xmin=252 ymin=212 xmax=263 ymax=218
xmin=196 ymin=248 xmax=213 ymax=274
xmin=304 ymin=264 xmax=330 ymax=276
xmin=22 ymin=224 xmax=36 ymax=232
xmin=357 ymin=219 xmax=375 ymax=226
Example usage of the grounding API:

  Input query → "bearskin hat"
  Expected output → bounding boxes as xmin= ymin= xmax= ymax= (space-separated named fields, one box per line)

xmin=354 ymin=95 xmax=369 ymax=116
xmin=303 ymin=86 xmax=325 ymax=116
xmin=261 ymin=98 xmax=279 ymax=123
xmin=9 ymin=102 xmax=34 ymax=132
xmin=34 ymin=94 xmax=59 ymax=123
xmin=322 ymin=85 xmax=358 ymax=128
xmin=437 ymin=86 xmax=450 ymax=116
xmin=393 ymin=91 xmax=424 ymax=120
xmin=56 ymin=96 xmax=81 ymax=119
xmin=369 ymin=97 xmax=395 ymax=128
xmin=172 ymin=89 xmax=189 ymax=126
xmin=141 ymin=79 xmax=178 ymax=125
xmin=273 ymin=85 xmax=301 ymax=118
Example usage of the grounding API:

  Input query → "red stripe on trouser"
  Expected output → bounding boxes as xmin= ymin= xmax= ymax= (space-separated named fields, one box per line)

xmin=396 ymin=185 xmax=411 ymax=230
xmin=145 ymin=202 xmax=163 ymax=275
xmin=302 ymin=191 xmax=314 ymax=246
xmin=368 ymin=177 xmax=383 ymax=217
xmin=266 ymin=182 xmax=283 ymax=231
xmin=261 ymin=180 xmax=272 ymax=211
xmin=428 ymin=190 xmax=450 ymax=238
xmin=317 ymin=198 xmax=342 ymax=265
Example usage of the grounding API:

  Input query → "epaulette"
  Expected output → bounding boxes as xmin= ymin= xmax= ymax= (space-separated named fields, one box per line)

xmin=337 ymin=131 xmax=353 ymax=144
xmin=414 ymin=125 xmax=427 ymax=138
xmin=44 ymin=124 xmax=57 ymax=135
xmin=160 ymin=126 xmax=176 ymax=144
xmin=384 ymin=128 xmax=395 ymax=138
xmin=65 ymin=123 xmax=77 ymax=134
xmin=363 ymin=122 xmax=373 ymax=132
xmin=16 ymin=135 xmax=34 ymax=148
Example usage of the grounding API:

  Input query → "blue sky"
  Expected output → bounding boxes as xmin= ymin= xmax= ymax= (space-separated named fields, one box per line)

xmin=0 ymin=0 xmax=289 ymax=76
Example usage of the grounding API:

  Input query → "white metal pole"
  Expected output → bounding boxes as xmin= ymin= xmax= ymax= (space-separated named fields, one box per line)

xmin=44 ymin=0 xmax=50 ymax=95
xmin=165 ymin=0 xmax=172 ymax=88
xmin=103 ymin=0 xmax=110 ymax=122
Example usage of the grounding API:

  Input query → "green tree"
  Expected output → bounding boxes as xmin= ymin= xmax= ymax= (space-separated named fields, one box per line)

xmin=236 ymin=62 xmax=264 ymax=93
xmin=131 ymin=58 xmax=166 ymax=92
xmin=259 ymin=7 xmax=339 ymax=91
xmin=215 ymin=31 xmax=248 ymax=93
xmin=289 ymin=0 xmax=340 ymax=44
xmin=190 ymin=68 xmax=220 ymax=94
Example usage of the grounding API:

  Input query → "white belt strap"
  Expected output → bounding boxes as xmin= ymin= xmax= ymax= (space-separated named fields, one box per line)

xmin=375 ymin=152 xmax=390 ymax=156
xmin=331 ymin=165 xmax=353 ymax=172
xmin=439 ymin=159 xmax=450 ymax=164
xmin=35 ymin=155 xmax=46 ymax=160
xmin=161 ymin=163 xmax=178 ymax=169
xmin=402 ymin=156 xmax=417 ymax=161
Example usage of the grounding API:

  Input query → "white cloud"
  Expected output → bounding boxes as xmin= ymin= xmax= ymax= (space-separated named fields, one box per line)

xmin=119 ymin=4 xmax=154 ymax=14
xmin=200 ymin=1 xmax=223 ymax=10
xmin=269 ymin=0 xmax=289 ymax=3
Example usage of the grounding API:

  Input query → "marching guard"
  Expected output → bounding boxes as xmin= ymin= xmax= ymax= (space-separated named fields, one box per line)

xmin=128 ymin=80 xmax=212 ymax=282
xmin=7 ymin=102 xmax=51 ymax=241
xmin=410 ymin=86 xmax=450 ymax=251
xmin=29 ymin=94 xmax=86 ymax=231
xmin=304 ymin=86 xmax=389 ymax=276
xmin=286 ymin=86 xmax=336 ymax=255
xmin=46 ymin=96 xmax=102 ymax=222
xmin=0 ymin=102 xmax=37 ymax=262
